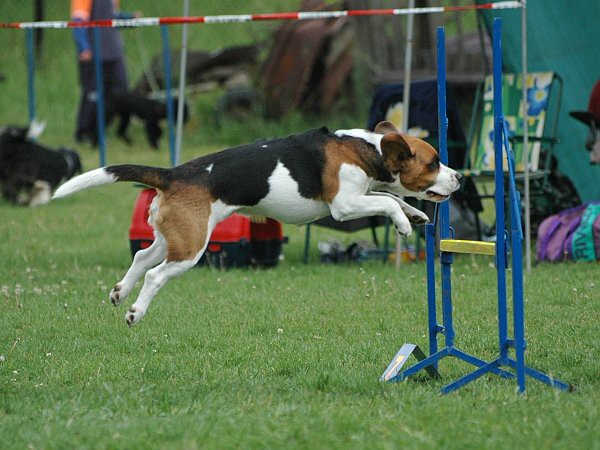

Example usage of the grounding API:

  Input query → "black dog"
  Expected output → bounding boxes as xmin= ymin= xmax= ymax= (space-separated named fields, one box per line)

xmin=106 ymin=92 xmax=189 ymax=149
xmin=0 ymin=123 xmax=82 ymax=206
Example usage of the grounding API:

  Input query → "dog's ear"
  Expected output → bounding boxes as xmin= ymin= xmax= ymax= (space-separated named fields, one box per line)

xmin=26 ymin=119 xmax=46 ymax=140
xmin=375 ymin=121 xmax=400 ymax=135
xmin=381 ymin=132 xmax=414 ymax=173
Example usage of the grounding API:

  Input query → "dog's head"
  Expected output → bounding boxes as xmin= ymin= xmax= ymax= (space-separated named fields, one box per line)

xmin=0 ymin=125 xmax=28 ymax=142
xmin=0 ymin=120 xmax=46 ymax=144
xmin=375 ymin=121 xmax=463 ymax=202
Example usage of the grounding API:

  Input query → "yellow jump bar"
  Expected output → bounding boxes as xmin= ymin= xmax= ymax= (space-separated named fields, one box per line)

xmin=440 ymin=239 xmax=496 ymax=256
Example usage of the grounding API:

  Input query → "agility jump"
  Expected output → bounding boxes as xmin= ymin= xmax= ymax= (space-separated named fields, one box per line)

xmin=381 ymin=19 xmax=570 ymax=394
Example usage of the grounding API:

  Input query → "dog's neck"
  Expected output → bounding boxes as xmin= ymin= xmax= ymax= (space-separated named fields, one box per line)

xmin=334 ymin=129 xmax=383 ymax=154
xmin=62 ymin=151 xmax=77 ymax=176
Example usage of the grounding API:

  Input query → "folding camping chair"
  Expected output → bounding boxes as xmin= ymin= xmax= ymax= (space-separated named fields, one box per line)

xmin=461 ymin=72 xmax=563 ymax=235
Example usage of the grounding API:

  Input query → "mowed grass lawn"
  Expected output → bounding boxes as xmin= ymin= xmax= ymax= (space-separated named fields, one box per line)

xmin=1 ymin=142 xmax=600 ymax=448
xmin=1 ymin=2 xmax=600 ymax=449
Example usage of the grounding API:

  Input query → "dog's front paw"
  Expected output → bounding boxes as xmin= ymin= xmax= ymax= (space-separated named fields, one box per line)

xmin=393 ymin=216 xmax=413 ymax=237
xmin=408 ymin=209 xmax=430 ymax=225
xmin=125 ymin=306 xmax=145 ymax=327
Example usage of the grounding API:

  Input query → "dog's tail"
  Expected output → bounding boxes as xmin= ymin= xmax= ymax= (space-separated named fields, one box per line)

xmin=53 ymin=164 xmax=171 ymax=199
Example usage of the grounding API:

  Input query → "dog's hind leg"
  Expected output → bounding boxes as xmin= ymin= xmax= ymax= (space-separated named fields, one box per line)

xmin=110 ymin=232 xmax=167 ymax=306
xmin=124 ymin=192 xmax=235 ymax=326
xmin=110 ymin=193 xmax=166 ymax=305
xmin=125 ymin=257 xmax=199 ymax=326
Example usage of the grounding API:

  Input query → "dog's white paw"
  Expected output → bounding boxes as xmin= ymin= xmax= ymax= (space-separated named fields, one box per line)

xmin=393 ymin=216 xmax=413 ymax=237
xmin=125 ymin=305 xmax=145 ymax=327
xmin=407 ymin=209 xmax=430 ymax=225
xmin=110 ymin=284 xmax=124 ymax=306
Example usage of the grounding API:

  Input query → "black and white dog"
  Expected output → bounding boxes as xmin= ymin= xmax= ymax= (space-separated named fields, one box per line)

xmin=0 ymin=122 xmax=82 ymax=206
xmin=106 ymin=92 xmax=189 ymax=149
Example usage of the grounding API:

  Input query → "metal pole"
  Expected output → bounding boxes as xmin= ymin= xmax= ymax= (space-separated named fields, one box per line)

xmin=438 ymin=27 xmax=450 ymax=240
xmin=508 ymin=133 xmax=527 ymax=393
xmin=396 ymin=0 xmax=416 ymax=269
xmin=161 ymin=25 xmax=176 ymax=167
xmin=425 ymin=220 xmax=438 ymax=362
xmin=26 ymin=29 xmax=36 ymax=123
xmin=521 ymin=0 xmax=531 ymax=272
xmin=492 ymin=18 xmax=508 ymax=363
xmin=437 ymin=27 xmax=455 ymax=348
xmin=2 ymin=2 xmax=525 ymax=30
xmin=174 ymin=0 xmax=190 ymax=167
xmin=93 ymin=27 xmax=106 ymax=167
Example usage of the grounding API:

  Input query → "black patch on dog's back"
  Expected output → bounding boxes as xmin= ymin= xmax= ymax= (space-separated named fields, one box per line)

xmin=171 ymin=128 xmax=331 ymax=206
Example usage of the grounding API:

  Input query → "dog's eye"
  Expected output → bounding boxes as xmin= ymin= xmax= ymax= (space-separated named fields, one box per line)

xmin=427 ymin=157 xmax=440 ymax=172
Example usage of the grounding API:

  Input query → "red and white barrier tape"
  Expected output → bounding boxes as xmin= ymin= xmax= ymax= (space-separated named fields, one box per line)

xmin=1 ymin=2 xmax=521 ymax=30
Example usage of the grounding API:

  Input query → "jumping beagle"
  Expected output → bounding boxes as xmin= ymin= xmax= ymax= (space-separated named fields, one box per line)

xmin=53 ymin=121 xmax=463 ymax=326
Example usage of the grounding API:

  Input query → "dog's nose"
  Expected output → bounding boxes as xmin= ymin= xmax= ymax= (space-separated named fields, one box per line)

xmin=455 ymin=171 xmax=464 ymax=186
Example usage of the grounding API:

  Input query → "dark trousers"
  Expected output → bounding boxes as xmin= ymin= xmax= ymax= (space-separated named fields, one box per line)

xmin=76 ymin=58 xmax=128 ymax=141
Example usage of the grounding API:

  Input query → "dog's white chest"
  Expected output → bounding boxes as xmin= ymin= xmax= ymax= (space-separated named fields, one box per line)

xmin=238 ymin=161 xmax=329 ymax=224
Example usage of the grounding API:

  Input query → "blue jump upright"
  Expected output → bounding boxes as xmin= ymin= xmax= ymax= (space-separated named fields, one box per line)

xmin=93 ymin=28 xmax=107 ymax=167
xmin=381 ymin=19 xmax=570 ymax=394
xmin=26 ymin=29 xmax=36 ymax=123
xmin=160 ymin=25 xmax=177 ymax=168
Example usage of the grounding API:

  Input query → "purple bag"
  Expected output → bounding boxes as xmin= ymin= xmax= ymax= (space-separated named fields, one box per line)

xmin=536 ymin=204 xmax=589 ymax=262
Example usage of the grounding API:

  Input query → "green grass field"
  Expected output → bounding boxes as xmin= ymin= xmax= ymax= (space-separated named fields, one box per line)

xmin=2 ymin=182 xmax=600 ymax=449
xmin=2 ymin=2 xmax=600 ymax=449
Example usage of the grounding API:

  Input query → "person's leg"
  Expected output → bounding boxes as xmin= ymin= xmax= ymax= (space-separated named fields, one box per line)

xmin=103 ymin=58 xmax=128 ymax=96
xmin=75 ymin=61 xmax=97 ymax=142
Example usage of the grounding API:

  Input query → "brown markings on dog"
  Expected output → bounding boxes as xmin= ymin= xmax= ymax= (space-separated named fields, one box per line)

xmin=152 ymin=182 xmax=212 ymax=262
xmin=321 ymin=131 xmax=442 ymax=202
xmin=380 ymin=132 xmax=414 ymax=173
xmin=380 ymin=131 xmax=440 ymax=191
xmin=320 ymin=140 xmax=384 ymax=203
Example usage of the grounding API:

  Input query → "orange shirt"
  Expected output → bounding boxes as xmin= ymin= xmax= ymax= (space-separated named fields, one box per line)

xmin=71 ymin=0 xmax=121 ymax=20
